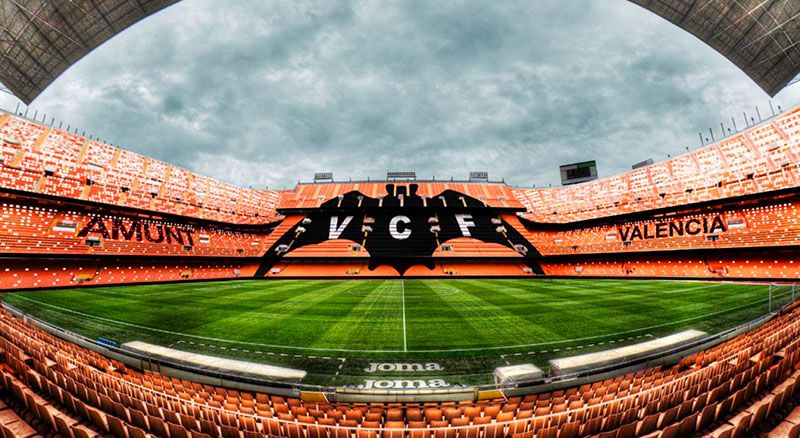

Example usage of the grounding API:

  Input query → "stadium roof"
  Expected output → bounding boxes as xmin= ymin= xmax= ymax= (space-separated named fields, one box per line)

xmin=0 ymin=0 xmax=179 ymax=104
xmin=630 ymin=0 xmax=800 ymax=96
xmin=0 ymin=1 xmax=798 ymax=104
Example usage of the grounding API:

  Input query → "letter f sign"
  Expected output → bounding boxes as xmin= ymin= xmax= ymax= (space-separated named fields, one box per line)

xmin=329 ymin=216 xmax=353 ymax=239
xmin=455 ymin=214 xmax=475 ymax=237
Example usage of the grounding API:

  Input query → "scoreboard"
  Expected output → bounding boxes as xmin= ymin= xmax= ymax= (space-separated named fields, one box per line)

xmin=560 ymin=160 xmax=598 ymax=185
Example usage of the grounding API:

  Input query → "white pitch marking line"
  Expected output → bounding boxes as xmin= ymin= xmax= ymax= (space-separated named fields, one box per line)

xmin=6 ymin=289 xmax=781 ymax=354
xmin=401 ymin=279 xmax=408 ymax=352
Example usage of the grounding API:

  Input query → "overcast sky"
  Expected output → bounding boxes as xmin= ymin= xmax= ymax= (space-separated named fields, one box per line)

xmin=1 ymin=0 xmax=799 ymax=190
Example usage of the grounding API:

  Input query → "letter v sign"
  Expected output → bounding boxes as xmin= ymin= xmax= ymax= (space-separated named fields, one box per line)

xmin=329 ymin=216 xmax=353 ymax=239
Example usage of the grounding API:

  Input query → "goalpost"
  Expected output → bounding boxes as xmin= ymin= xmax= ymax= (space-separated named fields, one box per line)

xmin=768 ymin=283 xmax=797 ymax=313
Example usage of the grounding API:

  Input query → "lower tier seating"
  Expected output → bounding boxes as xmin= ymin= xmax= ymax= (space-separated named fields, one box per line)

xmin=2 ymin=251 xmax=798 ymax=290
xmin=266 ymin=261 xmax=534 ymax=277
xmin=0 ymin=259 xmax=260 ymax=290
xmin=268 ymin=252 xmax=800 ymax=280
xmin=0 ymin=367 xmax=100 ymax=437
xmin=0 ymin=298 xmax=799 ymax=437
xmin=765 ymin=403 xmax=800 ymax=437
xmin=541 ymin=251 xmax=800 ymax=280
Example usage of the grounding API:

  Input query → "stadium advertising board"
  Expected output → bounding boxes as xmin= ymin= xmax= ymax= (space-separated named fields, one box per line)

xmin=356 ymin=379 xmax=449 ymax=389
xmin=364 ymin=362 xmax=443 ymax=372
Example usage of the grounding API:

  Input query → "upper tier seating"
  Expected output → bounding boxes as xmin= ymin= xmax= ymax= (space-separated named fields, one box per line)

xmin=0 ymin=298 xmax=799 ymax=437
xmin=281 ymin=182 xmax=519 ymax=210
xmin=0 ymin=113 xmax=282 ymax=225
xmin=514 ymin=107 xmax=800 ymax=223
xmin=5 ymin=107 xmax=800 ymax=227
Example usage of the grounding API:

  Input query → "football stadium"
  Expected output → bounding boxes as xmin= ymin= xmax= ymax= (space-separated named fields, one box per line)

xmin=1 ymin=1 xmax=800 ymax=437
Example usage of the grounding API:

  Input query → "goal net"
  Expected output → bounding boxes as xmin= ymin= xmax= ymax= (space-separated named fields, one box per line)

xmin=768 ymin=283 xmax=798 ymax=313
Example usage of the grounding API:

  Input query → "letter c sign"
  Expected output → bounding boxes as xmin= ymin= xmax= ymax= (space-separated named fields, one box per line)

xmin=389 ymin=216 xmax=411 ymax=240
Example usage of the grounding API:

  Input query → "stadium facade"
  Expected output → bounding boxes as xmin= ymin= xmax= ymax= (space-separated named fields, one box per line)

xmin=0 ymin=105 xmax=799 ymax=436
xmin=3 ymin=107 xmax=800 ymax=286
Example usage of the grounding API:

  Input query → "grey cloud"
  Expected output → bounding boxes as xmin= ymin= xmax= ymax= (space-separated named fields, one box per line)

xmin=1 ymin=0 xmax=799 ymax=190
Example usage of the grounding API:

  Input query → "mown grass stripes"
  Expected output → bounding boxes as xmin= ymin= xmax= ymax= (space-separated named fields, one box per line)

xmin=1 ymin=279 xmax=777 ymax=358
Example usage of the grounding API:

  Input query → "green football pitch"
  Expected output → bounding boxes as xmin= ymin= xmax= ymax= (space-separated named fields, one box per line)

xmin=1 ymin=279 xmax=792 ymax=386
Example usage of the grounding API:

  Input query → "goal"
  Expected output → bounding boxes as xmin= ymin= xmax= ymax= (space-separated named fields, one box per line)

xmin=769 ymin=283 xmax=798 ymax=313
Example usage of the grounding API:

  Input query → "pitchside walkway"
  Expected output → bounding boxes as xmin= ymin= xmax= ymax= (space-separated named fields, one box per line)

xmin=122 ymin=341 xmax=306 ymax=383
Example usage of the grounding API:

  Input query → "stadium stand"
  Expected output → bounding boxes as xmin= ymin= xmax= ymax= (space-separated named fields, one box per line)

xmin=4 ymin=107 xmax=800 ymax=284
xmin=4 ymin=105 xmax=800 ymax=227
xmin=0 ymin=197 xmax=270 ymax=258
xmin=0 ymin=112 xmax=283 ymax=225
xmin=540 ymin=251 xmax=800 ymax=280
xmin=513 ymin=106 xmax=800 ymax=223
xmin=280 ymin=181 xmax=518 ymax=210
xmin=2 ymin=58 xmax=800 ymax=438
xmin=0 ymin=259 xmax=260 ymax=289
xmin=270 ymin=252 xmax=800 ymax=280
xmin=266 ymin=260 xmax=533 ymax=278
xmin=525 ymin=200 xmax=800 ymax=256
xmin=0 ymin=297 xmax=797 ymax=437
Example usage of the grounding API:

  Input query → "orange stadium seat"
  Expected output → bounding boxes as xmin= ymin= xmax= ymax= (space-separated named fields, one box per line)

xmin=526 ymin=202 xmax=800 ymax=256
xmin=4 ymin=108 xmax=800 ymax=285
xmin=0 ymin=298 xmax=798 ymax=436
xmin=0 ymin=196 xmax=270 ymax=259
xmin=0 ymin=114 xmax=284 ymax=225
xmin=513 ymin=107 xmax=800 ymax=223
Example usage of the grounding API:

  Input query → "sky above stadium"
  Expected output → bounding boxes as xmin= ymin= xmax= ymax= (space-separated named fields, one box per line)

xmin=1 ymin=0 xmax=799 ymax=190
